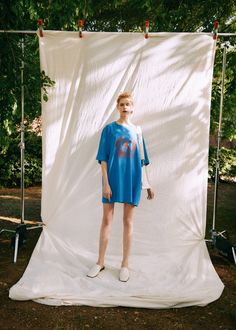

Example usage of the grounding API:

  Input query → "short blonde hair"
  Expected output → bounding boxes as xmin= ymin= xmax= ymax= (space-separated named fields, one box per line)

xmin=116 ymin=92 xmax=134 ymax=105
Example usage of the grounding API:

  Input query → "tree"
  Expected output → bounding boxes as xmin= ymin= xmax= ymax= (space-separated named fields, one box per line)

xmin=0 ymin=0 xmax=236 ymax=186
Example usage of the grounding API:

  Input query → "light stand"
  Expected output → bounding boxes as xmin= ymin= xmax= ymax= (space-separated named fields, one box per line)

xmin=211 ymin=40 xmax=228 ymax=241
xmin=0 ymin=35 xmax=43 ymax=263
xmin=206 ymin=39 xmax=236 ymax=264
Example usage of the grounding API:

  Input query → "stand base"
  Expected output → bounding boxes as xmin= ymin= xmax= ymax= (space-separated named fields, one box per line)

xmin=206 ymin=230 xmax=236 ymax=264
xmin=0 ymin=223 xmax=43 ymax=263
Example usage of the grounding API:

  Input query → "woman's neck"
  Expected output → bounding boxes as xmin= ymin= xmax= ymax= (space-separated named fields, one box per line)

xmin=117 ymin=118 xmax=132 ymax=125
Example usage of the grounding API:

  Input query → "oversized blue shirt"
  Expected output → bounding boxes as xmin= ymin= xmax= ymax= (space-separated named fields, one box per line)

xmin=96 ymin=122 xmax=149 ymax=206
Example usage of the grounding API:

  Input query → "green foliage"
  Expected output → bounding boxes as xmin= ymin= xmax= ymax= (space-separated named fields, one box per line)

xmin=0 ymin=131 xmax=42 ymax=187
xmin=41 ymin=70 xmax=55 ymax=102
xmin=0 ymin=29 xmax=54 ymax=187
xmin=211 ymin=43 xmax=236 ymax=140
xmin=208 ymin=147 xmax=236 ymax=180
xmin=0 ymin=0 xmax=236 ymax=187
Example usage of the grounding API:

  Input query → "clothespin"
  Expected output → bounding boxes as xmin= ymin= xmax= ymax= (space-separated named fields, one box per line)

xmin=145 ymin=20 xmax=150 ymax=39
xmin=78 ymin=20 xmax=84 ymax=38
xmin=213 ymin=20 xmax=219 ymax=40
xmin=38 ymin=19 xmax=44 ymax=37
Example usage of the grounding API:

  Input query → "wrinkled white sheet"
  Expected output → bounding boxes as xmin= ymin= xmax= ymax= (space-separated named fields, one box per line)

xmin=9 ymin=31 xmax=224 ymax=307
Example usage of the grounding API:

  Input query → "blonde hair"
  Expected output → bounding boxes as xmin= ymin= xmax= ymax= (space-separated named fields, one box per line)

xmin=116 ymin=92 xmax=134 ymax=105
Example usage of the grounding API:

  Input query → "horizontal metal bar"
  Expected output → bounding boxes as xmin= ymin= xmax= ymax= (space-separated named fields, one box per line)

xmin=0 ymin=30 xmax=236 ymax=37
xmin=149 ymin=32 xmax=236 ymax=37
xmin=0 ymin=30 xmax=36 ymax=34
xmin=218 ymin=33 xmax=236 ymax=36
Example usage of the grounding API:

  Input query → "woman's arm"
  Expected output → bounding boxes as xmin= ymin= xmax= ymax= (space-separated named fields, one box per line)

xmin=101 ymin=161 xmax=112 ymax=201
xmin=144 ymin=166 xmax=154 ymax=200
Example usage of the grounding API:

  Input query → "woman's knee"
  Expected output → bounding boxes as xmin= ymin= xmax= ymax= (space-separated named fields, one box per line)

xmin=123 ymin=216 xmax=133 ymax=230
xmin=102 ymin=203 xmax=114 ymax=226
xmin=102 ymin=215 xmax=113 ymax=228
xmin=123 ymin=204 xmax=134 ymax=227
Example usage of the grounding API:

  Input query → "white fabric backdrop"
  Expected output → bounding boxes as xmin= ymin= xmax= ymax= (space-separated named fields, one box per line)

xmin=10 ymin=31 xmax=224 ymax=307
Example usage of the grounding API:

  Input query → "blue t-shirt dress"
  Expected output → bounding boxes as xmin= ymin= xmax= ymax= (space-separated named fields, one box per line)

xmin=96 ymin=121 xmax=149 ymax=206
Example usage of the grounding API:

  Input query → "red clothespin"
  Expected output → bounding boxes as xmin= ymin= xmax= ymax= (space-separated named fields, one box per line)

xmin=213 ymin=20 xmax=219 ymax=40
xmin=38 ymin=19 xmax=44 ymax=37
xmin=78 ymin=20 xmax=84 ymax=38
xmin=145 ymin=20 xmax=150 ymax=39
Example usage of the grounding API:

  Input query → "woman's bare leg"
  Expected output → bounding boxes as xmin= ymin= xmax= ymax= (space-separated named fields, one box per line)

xmin=97 ymin=203 xmax=114 ymax=267
xmin=121 ymin=203 xmax=135 ymax=268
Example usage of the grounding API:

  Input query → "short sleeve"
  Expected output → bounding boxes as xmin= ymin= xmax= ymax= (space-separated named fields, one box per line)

xmin=96 ymin=126 xmax=110 ymax=164
xmin=142 ymin=136 xmax=150 ymax=166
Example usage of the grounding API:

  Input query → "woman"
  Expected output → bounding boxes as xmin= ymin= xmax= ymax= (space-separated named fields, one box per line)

xmin=87 ymin=92 xmax=154 ymax=282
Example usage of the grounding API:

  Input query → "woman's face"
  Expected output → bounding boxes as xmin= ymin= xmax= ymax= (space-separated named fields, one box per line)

xmin=117 ymin=97 xmax=133 ymax=119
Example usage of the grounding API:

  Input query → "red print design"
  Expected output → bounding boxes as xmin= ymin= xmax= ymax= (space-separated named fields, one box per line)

xmin=116 ymin=137 xmax=137 ymax=157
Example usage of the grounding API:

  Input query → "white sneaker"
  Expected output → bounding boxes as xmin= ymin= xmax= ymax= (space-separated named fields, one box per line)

xmin=87 ymin=264 xmax=105 ymax=278
xmin=119 ymin=267 xmax=129 ymax=282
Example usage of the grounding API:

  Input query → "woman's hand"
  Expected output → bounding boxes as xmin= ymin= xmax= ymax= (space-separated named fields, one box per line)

xmin=147 ymin=188 xmax=154 ymax=200
xmin=103 ymin=183 xmax=112 ymax=201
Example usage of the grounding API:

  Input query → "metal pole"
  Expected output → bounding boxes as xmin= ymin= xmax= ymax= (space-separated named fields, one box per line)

xmin=20 ymin=37 xmax=25 ymax=225
xmin=0 ymin=30 xmax=236 ymax=37
xmin=14 ymin=233 xmax=20 ymax=263
xmin=218 ymin=33 xmax=236 ymax=36
xmin=13 ymin=37 xmax=26 ymax=264
xmin=0 ymin=30 xmax=36 ymax=34
xmin=212 ymin=41 xmax=228 ymax=232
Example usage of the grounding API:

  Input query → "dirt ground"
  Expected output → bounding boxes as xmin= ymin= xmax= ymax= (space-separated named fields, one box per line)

xmin=0 ymin=182 xmax=236 ymax=330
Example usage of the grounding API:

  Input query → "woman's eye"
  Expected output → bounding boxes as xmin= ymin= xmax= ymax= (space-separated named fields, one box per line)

xmin=119 ymin=103 xmax=130 ymax=106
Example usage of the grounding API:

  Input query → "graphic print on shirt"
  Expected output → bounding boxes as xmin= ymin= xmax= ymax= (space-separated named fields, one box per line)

xmin=115 ymin=137 xmax=137 ymax=158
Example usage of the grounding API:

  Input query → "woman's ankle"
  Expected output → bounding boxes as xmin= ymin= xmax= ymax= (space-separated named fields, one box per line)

xmin=97 ymin=260 xmax=104 ymax=267
xmin=121 ymin=261 xmax=128 ymax=268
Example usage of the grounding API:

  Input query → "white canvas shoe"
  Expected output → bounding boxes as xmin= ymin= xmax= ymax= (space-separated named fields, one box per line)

xmin=87 ymin=264 xmax=105 ymax=278
xmin=119 ymin=267 xmax=129 ymax=282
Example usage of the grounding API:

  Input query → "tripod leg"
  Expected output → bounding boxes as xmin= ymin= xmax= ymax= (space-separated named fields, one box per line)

xmin=14 ymin=233 xmax=20 ymax=263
